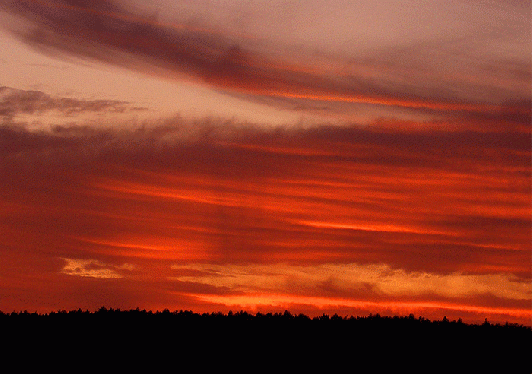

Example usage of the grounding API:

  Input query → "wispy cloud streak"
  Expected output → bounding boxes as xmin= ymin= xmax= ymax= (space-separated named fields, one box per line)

xmin=0 ymin=86 xmax=144 ymax=121
xmin=1 ymin=0 xmax=528 ymax=116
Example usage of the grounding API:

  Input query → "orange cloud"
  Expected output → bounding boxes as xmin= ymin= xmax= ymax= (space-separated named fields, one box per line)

xmin=170 ymin=263 xmax=531 ymax=300
xmin=61 ymin=258 xmax=134 ymax=278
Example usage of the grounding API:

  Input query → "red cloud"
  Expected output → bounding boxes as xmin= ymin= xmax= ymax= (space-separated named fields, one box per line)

xmin=1 ymin=111 xmax=530 ymax=323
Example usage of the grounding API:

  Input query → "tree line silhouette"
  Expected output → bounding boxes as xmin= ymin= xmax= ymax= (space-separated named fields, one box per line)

xmin=3 ymin=307 xmax=528 ymax=330
xmin=1 ymin=308 xmax=530 ymax=370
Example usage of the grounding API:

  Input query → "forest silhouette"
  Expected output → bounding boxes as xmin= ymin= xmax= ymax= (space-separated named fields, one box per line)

xmin=1 ymin=308 xmax=530 ymax=370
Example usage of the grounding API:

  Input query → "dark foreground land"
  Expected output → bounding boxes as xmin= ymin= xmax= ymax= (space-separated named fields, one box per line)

xmin=2 ymin=308 xmax=530 ymax=371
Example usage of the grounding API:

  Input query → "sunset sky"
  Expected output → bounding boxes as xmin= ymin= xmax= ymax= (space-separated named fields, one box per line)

xmin=0 ymin=0 xmax=530 ymax=324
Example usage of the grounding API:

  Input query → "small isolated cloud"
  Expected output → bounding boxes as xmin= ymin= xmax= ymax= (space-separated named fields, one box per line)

xmin=0 ymin=86 xmax=145 ymax=122
xmin=61 ymin=258 xmax=135 ymax=279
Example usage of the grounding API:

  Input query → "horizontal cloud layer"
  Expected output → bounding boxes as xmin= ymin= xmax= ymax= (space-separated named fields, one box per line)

xmin=1 ymin=100 xmax=530 ymax=322
xmin=170 ymin=262 xmax=530 ymax=300
xmin=1 ymin=0 xmax=529 ymax=119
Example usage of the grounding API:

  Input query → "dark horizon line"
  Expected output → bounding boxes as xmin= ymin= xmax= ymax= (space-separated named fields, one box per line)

xmin=4 ymin=305 xmax=530 ymax=372
xmin=2 ymin=307 xmax=530 ymax=329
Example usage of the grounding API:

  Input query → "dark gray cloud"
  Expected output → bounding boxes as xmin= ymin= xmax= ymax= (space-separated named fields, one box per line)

xmin=0 ymin=86 xmax=145 ymax=121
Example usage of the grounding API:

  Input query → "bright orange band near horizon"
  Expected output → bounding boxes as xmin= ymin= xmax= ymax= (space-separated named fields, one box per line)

xmin=189 ymin=293 xmax=532 ymax=320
